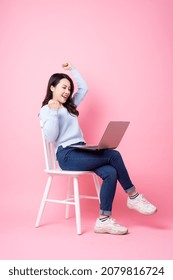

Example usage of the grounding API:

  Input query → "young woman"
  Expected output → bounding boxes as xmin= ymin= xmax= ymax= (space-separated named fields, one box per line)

xmin=40 ymin=62 xmax=157 ymax=235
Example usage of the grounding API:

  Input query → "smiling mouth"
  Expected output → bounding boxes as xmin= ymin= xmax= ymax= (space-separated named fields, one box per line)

xmin=62 ymin=94 xmax=69 ymax=98
xmin=62 ymin=95 xmax=69 ymax=101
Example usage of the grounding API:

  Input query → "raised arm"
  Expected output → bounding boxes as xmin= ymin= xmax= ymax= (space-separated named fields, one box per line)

xmin=63 ymin=62 xmax=88 ymax=106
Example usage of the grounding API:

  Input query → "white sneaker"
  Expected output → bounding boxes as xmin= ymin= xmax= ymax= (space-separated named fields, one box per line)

xmin=127 ymin=194 xmax=157 ymax=215
xmin=94 ymin=218 xmax=128 ymax=235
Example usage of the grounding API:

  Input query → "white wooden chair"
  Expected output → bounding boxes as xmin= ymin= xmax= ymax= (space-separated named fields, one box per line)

xmin=35 ymin=123 xmax=101 ymax=234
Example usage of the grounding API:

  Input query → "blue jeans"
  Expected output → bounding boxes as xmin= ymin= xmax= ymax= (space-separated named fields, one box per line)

xmin=56 ymin=143 xmax=135 ymax=216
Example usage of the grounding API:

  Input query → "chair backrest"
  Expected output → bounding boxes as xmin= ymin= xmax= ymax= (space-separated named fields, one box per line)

xmin=40 ymin=121 xmax=57 ymax=170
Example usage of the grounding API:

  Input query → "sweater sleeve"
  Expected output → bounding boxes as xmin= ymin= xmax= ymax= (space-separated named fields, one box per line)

xmin=39 ymin=105 xmax=59 ymax=143
xmin=70 ymin=67 xmax=89 ymax=106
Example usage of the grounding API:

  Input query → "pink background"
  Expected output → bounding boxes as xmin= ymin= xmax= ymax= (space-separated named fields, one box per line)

xmin=0 ymin=0 xmax=173 ymax=259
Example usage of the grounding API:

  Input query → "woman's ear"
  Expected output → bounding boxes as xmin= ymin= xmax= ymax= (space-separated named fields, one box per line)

xmin=50 ymin=85 xmax=54 ymax=92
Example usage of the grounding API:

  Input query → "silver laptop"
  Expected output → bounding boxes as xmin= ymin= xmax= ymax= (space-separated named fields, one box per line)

xmin=72 ymin=121 xmax=130 ymax=150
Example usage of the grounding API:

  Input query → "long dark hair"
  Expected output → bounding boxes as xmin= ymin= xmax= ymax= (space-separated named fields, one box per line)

xmin=41 ymin=73 xmax=79 ymax=116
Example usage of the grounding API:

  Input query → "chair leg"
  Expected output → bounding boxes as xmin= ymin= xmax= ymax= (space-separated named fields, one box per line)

xmin=35 ymin=175 xmax=53 ymax=227
xmin=93 ymin=174 xmax=101 ymax=202
xmin=73 ymin=177 xmax=82 ymax=235
xmin=65 ymin=177 xmax=73 ymax=219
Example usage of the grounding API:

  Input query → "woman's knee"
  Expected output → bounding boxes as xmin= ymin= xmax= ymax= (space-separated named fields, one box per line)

xmin=104 ymin=148 xmax=122 ymax=159
xmin=112 ymin=149 xmax=122 ymax=159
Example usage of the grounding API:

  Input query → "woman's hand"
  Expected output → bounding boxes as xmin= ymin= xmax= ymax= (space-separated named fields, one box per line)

xmin=62 ymin=62 xmax=72 ymax=70
xmin=48 ymin=99 xmax=62 ymax=110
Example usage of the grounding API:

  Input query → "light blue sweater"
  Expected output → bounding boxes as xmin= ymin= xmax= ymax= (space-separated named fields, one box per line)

xmin=39 ymin=67 xmax=88 ymax=152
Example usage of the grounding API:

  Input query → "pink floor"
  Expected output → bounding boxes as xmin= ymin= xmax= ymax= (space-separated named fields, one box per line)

xmin=1 ymin=188 xmax=172 ymax=260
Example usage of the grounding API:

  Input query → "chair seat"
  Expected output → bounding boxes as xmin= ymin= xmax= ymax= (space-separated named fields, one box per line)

xmin=44 ymin=168 xmax=95 ymax=175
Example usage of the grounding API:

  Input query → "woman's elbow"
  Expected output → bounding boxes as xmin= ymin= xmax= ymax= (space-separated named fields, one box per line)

xmin=43 ymin=130 xmax=58 ymax=143
xmin=84 ymin=84 xmax=89 ymax=93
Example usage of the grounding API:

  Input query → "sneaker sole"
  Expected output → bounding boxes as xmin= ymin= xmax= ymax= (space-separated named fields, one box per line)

xmin=127 ymin=205 xmax=157 ymax=215
xmin=94 ymin=228 xmax=128 ymax=235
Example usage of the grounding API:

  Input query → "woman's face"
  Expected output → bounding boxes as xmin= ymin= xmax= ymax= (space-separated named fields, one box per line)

xmin=51 ymin=78 xmax=71 ymax=104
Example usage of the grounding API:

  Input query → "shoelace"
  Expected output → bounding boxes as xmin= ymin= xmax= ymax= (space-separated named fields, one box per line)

xmin=138 ymin=195 xmax=154 ymax=209
xmin=140 ymin=195 xmax=150 ymax=204
xmin=108 ymin=218 xmax=120 ymax=226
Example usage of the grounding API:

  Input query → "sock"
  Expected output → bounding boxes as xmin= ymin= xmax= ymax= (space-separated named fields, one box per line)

xmin=99 ymin=216 xmax=109 ymax=222
xmin=129 ymin=192 xmax=139 ymax=199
